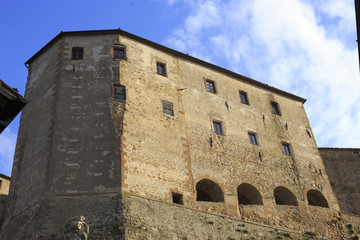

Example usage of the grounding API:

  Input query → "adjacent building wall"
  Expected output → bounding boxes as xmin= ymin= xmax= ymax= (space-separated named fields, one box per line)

xmin=319 ymin=148 xmax=360 ymax=215
xmin=0 ymin=174 xmax=10 ymax=229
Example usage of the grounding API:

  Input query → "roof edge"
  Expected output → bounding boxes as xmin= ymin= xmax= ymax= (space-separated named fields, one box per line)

xmin=0 ymin=173 xmax=11 ymax=180
xmin=319 ymin=147 xmax=360 ymax=151
xmin=25 ymin=29 xmax=306 ymax=103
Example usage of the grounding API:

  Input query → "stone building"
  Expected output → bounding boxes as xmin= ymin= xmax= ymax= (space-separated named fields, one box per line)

xmin=0 ymin=29 xmax=358 ymax=239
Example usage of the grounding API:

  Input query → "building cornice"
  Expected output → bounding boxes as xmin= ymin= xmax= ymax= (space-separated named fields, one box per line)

xmin=25 ymin=29 xmax=306 ymax=103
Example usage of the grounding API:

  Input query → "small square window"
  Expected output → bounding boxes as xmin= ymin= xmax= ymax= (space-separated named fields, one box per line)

xmin=354 ymin=152 xmax=360 ymax=158
xmin=113 ymin=47 xmax=126 ymax=59
xmin=271 ymin=101 xmax=281 ymax=115
xmin=157 ymin=62 xmax=167 ymax=76
xmin=72 ymin=47 xmax=83 ymax=60
xmin=172 ymin=192 xmax=183 ymax=205
xmin=239 ymin=91 xmax=249 ymax=104
xmin=248 ymin=132 xmax=258 ymax=145
xmin=113 ymin=85 xmax=126 ymax=101
xmin=282 ymin=143 xmax=292 ymax=156
xmin=206 ymin=80 xmax=216 ymax=93
xmin=162 ymin=100 xmax=174 ymax=116
xmin=213 ymin=121 xmax=223 ymax=134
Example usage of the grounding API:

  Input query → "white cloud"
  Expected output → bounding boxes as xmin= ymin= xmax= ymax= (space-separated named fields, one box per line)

xmin=166 ymin=0 xmax=360 ymax=147
xmin=0 ymin=128 xmax=16 ymax=176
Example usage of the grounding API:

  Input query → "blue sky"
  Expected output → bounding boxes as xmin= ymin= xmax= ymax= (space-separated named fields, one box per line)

xmin=1 ymin=0 xmax=359 ymax=176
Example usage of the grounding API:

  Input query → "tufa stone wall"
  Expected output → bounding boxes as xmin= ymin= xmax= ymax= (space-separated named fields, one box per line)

xmin=319 ymin=148 xmax=360 ymax=215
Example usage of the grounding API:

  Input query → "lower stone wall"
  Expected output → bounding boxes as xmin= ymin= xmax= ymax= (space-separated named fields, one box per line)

xmin=121 ymin=193 xmax=348 ymax=240
xmin=0 ymin=192 xmax=354 ymax=239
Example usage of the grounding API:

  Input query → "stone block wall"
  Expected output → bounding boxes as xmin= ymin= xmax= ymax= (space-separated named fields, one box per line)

xmin=319 ymin=148 xmax=360 ymax=215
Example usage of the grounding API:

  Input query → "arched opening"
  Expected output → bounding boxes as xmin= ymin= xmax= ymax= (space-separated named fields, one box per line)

xmin=196 ymin=179 xmax=224 ymax=202
xmin=237 ymin=183 xmax=263 ymax=205
xmin=307 ymin=189 xmax=329 ymax=208
xmin=274 ymin=186 xmax=298 ymax=206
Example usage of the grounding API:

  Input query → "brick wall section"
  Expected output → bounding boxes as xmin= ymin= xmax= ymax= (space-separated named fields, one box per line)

xmin=319 ymin=148 xmax=360 ymax=215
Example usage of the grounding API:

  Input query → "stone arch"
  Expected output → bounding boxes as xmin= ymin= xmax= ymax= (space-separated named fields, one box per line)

xmin=274 ymin=186 xmax=298 ymax=206
xmin=307 ymin=189 xmax=329 ymax=208
xmin=196 ymin=179 xmax=224 ymax=202
xmin=237 ymin=183 xmax=263 ymax=205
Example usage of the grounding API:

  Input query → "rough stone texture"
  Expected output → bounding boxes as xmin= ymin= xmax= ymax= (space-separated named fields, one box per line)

xmin=319 ymin=148 xmax=360 ymax=216
xmin=0 ymin=195 xmax=7 ymax=229
xmin=0 ymin=30 xmax=357 ymax=239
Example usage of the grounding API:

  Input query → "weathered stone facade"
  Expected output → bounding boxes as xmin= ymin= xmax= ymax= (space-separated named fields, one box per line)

xmin=0 ymin=29 xmax=358 ymax=239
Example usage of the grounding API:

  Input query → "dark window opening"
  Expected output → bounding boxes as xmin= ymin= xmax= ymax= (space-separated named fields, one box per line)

xmin=113 ymin=47 xmax=126 ymax=59
xmin=237 ymin=183 xmax=263 ymax=205
xmin=307 ymin=190 xmax=329 ymax=208
xmin=196 ymin=179 xmax=224 ymax=202
xmin=162 ymin=100 xmax=174 ymax=116
xmin=248 ymin=132 xmax=258 ymax=145
xmin=239 ymin=91 xmax=249 ymax=104
xmin=172 ymin=192 xmax=183 ymax=205
xmin=113 ymin=85 xmax=126 ymax=101
xmin=213 ymin=121 xmax=223 ymax=134
xmin=271 ymin=101 xmax=281 ymax=115
xmin=206 ymin=80 xmax=216 ymax=93
xmin=72 ymin=47 xmax=83 ymax=60
xmin=157 ymin=62 xmax=167 ymax=76
xmin=0 ymin=179 xmax=2 ymax=188
xmin=274 ymin=186 xmax=298 ymax=206
xmin=282 ymin=143 xmax=292 ymax=156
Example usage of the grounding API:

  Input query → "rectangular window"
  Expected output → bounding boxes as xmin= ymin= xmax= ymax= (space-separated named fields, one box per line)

xmin=113 ymin=47 xmax=126 ymax=59
xmin=206 ymin=80 xmax=216 ymax=93
xmin=213 ymin=121 xmax=223 ymax=134
xmin=72 ymin=47 xmax=83 ymax=60
xmin=172 ymin=192 xmax=183 ymax=205
xmin=157 ymin=62 xmax=167 ymax=76
xmin=239 ymin=91 xmax=249 ymax=104
xmin=162 ymin=100 xmax=174 ymax=116
xmin=271 ymin=101 xmax=281 ymax=115
xmin=248 ymin=132 xmax=258 ymax=145
xmin=113 ymin=85 xmax=126 ymax=101
xmin=0 ymin=179 xmax=2 ymax=188
xmin=282 ymin=143 xmax=292 ymax=156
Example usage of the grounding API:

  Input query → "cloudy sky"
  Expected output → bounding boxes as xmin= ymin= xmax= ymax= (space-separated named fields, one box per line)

xmin=0 ymin=0 xmax=359 ymax=176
